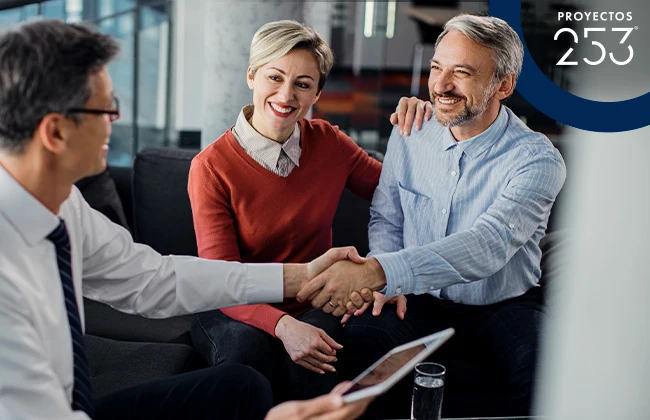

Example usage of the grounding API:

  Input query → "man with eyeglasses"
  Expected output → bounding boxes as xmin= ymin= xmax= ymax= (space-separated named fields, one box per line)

xmin=0 ymin=19 xmax=371 ymax=420
xmin=68 ymin=96 xmax=121 ymax=122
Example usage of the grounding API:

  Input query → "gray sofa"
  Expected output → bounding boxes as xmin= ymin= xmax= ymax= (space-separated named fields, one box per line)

xmin=81 ymin=146 xmax=564 ymax=417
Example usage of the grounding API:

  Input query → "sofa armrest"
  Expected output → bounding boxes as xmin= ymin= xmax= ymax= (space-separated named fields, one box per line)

xmin=84 ymin=298 xmax=195 ymax=345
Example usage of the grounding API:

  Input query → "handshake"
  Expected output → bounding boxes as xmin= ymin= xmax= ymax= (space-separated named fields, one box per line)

xmin=284 ymin=247 xmax=388 ymax=317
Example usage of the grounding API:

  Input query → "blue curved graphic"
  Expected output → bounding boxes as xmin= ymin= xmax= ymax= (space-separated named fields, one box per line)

xmin=490 ymin=0 xmax=650 ymax=132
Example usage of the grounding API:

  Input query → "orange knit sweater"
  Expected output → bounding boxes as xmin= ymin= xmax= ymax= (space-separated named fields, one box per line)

xmin=188 ymin=118 xmax=381 ymax=335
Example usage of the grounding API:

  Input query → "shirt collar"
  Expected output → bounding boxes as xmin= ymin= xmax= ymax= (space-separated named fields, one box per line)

xmin=234 ymin=105 xmax=301 ymax=167
xmin=442 ymin=105 xmax=509 ymax=158
xmin=442 ymin=128 xmax=457 ymax=152
xmin=0 ymin=164 xmax=60 ymax=246
xmin=281 ymin=126 xmax=301 ymax=166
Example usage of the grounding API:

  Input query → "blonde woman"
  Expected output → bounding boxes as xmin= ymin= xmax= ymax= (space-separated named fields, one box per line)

xmin=188 ymin=20 xmax=430 ymax=402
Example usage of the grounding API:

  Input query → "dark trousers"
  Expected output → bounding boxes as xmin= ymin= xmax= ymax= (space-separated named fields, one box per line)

xmin=191 ymin=308 xmax=343 ymax=403
xmin=342 ymin=288 xmax=544 ymax=418
xmin=94 ymin=364 xmax=272 ymax=420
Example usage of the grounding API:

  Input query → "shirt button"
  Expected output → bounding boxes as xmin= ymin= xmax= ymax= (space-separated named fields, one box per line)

xmin=451 ymin=171 xmax=457 ymax=176
xmin=395 ymin=286 xmax=402 ymax=294
xmin=509 ymin=223 xmax=515 ymax=229
xmin=441 ymin=209 xmax=447 ymax=214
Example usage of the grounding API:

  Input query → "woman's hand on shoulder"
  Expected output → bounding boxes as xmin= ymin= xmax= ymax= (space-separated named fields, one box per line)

xmin=390 ymin=96 xmax=433 ymax=136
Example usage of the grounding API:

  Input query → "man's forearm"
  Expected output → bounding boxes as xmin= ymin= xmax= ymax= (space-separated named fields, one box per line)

xmin=364 ymin=257 xmax=388 ymax=291
xmin=283 ymin=263 xmax=307 ymax=298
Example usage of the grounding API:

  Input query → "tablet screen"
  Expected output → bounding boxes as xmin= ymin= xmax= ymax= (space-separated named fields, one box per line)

xmin=341 ymin=343 xmax=426 ymax=395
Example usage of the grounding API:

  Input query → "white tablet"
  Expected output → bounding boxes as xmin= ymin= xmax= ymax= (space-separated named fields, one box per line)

xmin=340 ymin=328 xmax=455 ymax=403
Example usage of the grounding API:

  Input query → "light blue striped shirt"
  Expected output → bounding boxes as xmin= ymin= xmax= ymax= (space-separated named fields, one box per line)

xmin=370 ymin=106 xmax=566 ymax=305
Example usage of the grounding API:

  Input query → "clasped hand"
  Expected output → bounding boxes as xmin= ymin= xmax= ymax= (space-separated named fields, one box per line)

xmin=340 ymin=292 xmax=407 ymax=325
xmin=299 ymin=248 xmax=387 ymax=316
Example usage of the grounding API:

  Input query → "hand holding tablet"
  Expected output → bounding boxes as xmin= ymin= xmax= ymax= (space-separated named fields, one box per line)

xmin=339 ymin=328 xmax=455 ymax=404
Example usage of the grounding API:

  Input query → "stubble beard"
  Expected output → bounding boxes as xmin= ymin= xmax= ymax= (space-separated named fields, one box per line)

xmin=430 ymin=82 xmax=496 ymax=127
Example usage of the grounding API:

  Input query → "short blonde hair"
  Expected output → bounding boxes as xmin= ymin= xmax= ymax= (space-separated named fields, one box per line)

xmin=249 ymin=20 xmax=334 ymax=92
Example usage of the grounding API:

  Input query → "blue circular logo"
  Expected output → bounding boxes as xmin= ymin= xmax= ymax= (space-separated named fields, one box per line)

xmin=490 ymin=0 xmax=650 ymax=132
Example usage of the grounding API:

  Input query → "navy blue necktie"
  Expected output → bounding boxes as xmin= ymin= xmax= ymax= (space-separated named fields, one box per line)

xmin=47 ymin=219 xmax=94 ymax=418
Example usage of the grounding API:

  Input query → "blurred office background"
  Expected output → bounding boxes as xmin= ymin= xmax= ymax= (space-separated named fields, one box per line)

xmin=1 ymin=0 xmax=172 ymax=166
xmin=0 ymin=0 xmax=574 ymax=166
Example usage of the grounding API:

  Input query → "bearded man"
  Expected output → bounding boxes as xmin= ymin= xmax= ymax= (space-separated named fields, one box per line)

xmin=299 ymin=14 xmax=566 ymax=418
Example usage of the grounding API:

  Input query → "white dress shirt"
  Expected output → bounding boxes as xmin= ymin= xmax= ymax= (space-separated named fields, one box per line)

xmin=0 ymin=165 xmax=283 ymax=419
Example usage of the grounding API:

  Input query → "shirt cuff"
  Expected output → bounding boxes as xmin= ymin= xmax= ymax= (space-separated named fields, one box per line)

xmin=373 ymin=252 xmax=415 ymax=298
xmin=246 ymin=263 xmax=283 ymax=304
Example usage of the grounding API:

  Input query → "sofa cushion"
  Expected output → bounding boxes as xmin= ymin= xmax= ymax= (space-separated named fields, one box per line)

xmin=107 ymin=165 xmax=134 ymax=232
xmin=85 ymin=334 xmax=197 ymax=398
xmin=331 ymin=149 xmax=384 ymax=256
xmin=76 ymin=168 xmax=130 ymax=233
xmin=133 ymin=147 xmax=199 ymax=256
xmin=332 ymin=189 xmax=372 ymax=256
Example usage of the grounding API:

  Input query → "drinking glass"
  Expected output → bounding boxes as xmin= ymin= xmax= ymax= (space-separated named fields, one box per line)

xmin=411 ymin=362 xmax=446 ymax=420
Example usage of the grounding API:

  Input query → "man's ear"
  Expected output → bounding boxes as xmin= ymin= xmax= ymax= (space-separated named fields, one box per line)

xmin=36 ymin=113 xmax=67 ymax=154
xmin=246 ymin=67 xmax=255 ymax=90
xmin=493 ymin=74 xmax=516 ymax=101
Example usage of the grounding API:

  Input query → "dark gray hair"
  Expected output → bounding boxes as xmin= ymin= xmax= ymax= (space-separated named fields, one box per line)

xmin=0 ymin=19 xmax=119 ymax=154
xmin=436 ymin=14 xmax=524 ymax=86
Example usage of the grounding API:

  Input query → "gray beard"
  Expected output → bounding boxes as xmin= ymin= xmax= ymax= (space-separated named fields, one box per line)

xmin=431 ymin=83 xmax=495 ymax=127
xmin=433 ymin=96 xmax=491 ymax=127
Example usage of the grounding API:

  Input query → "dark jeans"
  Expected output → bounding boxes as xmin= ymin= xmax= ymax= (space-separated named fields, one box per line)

xmin=342 ymin=288 xmax=544 ymax=418
xmin=94 ymin=364 xmax=272 ymax=420
xmin=191 ymin=308 xmax=343 ymax=402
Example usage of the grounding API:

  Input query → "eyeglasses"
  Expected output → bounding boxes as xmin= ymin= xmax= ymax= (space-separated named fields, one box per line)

xmin=66 ymin=97 xmax=120 ymax=122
